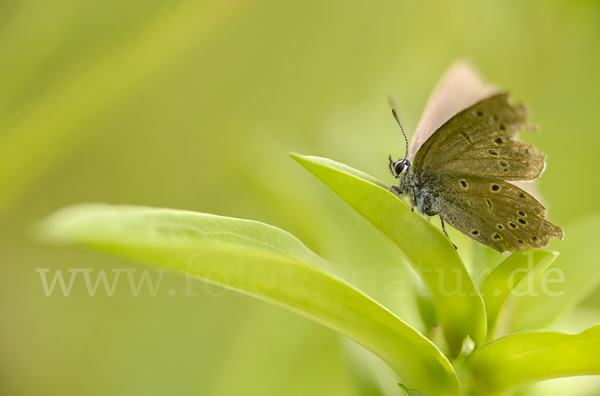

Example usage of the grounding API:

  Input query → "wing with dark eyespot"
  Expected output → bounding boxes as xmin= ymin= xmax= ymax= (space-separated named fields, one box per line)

xmin=428 ymin=173 xmax=563 ymax=253
xmin=413 ymin=94 xmax=544 ymax=182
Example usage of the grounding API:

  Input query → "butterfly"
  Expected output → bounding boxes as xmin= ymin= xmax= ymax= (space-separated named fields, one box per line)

xmin=388 ymin=61 xmax=563 ymax=253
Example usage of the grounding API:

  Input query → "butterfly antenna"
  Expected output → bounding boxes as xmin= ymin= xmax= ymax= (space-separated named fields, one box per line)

xmin=392 ymin=108 xmax=409 ymax=158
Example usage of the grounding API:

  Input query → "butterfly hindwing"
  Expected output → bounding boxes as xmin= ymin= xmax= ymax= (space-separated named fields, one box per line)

xmin=429 ymin=173 xmax=564 ymax=252
xmin=413 ymin=94 xmax=544 ymax=182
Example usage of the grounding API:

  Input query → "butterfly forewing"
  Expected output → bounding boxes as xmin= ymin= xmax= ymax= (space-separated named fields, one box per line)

xmin=413 ymin=94 xmax=543 ymax=182
xmin=410 ymin=61 xmax=498 ymax=160
xmin=431 ymin=173 xmax=564 ymax=252
xmin=439 ymin=139 xmax=545 ymax=181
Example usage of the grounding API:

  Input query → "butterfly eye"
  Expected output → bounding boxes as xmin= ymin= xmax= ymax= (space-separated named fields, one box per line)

xmin=394 ymin=162 xmax=406 ymax=175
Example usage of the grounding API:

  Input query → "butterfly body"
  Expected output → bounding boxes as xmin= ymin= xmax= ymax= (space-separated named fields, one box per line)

xmin=388 ymin=66 xmax=563 ymax=253
xmin=389 ymin=161 xmax=437 ymax=216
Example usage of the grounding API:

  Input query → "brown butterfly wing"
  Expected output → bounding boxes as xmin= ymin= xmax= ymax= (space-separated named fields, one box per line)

xmin=429 ymin=173 xmax=564 ymax=253
xmin=410 ymin=61 xmax=498 ymax=161
xmin=413 ymin=94 xmax=544 ymax=182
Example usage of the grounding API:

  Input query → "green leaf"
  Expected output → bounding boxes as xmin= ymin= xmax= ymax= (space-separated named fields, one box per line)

xmin=398 ymin=383 xmax=429 ymax=396
xmin=467 ymin=324 xmax=600 ymax=394
xmin=510 ymin=213 xmax=600 ymax=331
xmin=457 ymin=335 xmax=475 ymax=360
xmin=39 ymin=204 xmax=459 ymax=396
xmin=291 ymin=153 xmax=486 ymax=355
xmin=481 ymin=249 xmax=558 ymax=336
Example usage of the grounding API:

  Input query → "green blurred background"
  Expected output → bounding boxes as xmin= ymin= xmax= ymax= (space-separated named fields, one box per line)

xmin=2 ymin=0 xmax=600 ymax=395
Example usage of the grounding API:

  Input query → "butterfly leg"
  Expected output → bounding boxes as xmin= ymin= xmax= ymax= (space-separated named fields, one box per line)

xmin=439 ymin=216 xmax=458 ymax=250
xmin=410 ymin=188 xmax=416 ymax=212
xmin=388 ymin=185 xmax=403 ymax=196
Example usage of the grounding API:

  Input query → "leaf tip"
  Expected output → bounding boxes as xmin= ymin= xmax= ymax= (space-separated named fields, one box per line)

xmin=35 ymin=203 xmax=111 ymax=246
xmin=288 ymin=151 xmax=309 ymax=164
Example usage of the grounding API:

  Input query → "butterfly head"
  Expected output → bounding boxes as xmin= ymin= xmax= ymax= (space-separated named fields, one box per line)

xmin=388 ymin=155 xmax=411 ymax=178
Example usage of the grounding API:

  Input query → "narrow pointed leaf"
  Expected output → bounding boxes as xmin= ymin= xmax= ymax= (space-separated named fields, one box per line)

xmin=39 ymin=204 xmax=459 ymax=395
xmin=291 ymin=153 xmax=486 ymax=354
xmin=399 ymin=383 xmax=429 ymax=396
xmin=468 ymin=324 xmax=600 ymax=394
xmin=481 ymin=249 xmax=558 ymax=336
